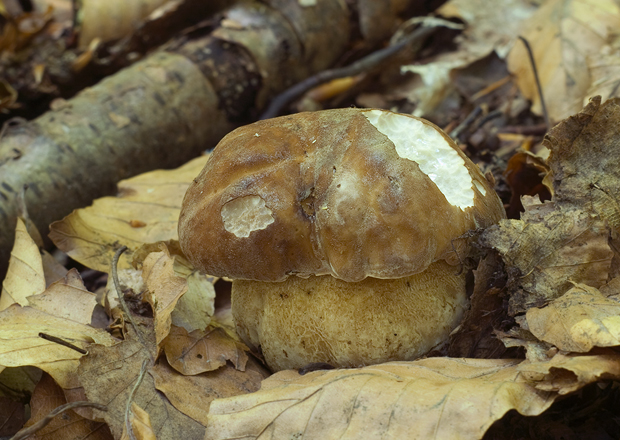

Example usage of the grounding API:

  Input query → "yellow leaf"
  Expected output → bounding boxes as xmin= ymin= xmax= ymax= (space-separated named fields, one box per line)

xmin=0 ymin=218 xmax=45 ymax=311
xmin=206 ymin=358 xmax=554 ymax=440
xmin=519 ymin=351 xmax=620 ymax=395
xmin=170 ymin=253 xmax=215 ymax=333
xmin=0 ymin=305 xmax=116 ymax=388
xmin=27 ymin=269 xmax=98 ymax=326
xmin=49 ymin=155 xmax=209 ymax=272
xmin=527 ymin=284 xmax=620 ymax=352
xmin=121 ymin=403 xmax=157 ymax=440
xmin=507 ymin=0 xmax=620 ymax=120
xmin=142 ymin=249 xmax=188 ymax=350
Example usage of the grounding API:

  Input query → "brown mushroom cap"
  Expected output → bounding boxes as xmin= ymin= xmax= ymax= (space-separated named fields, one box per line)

xmin=179 ymin=108 xmax=505 ymax=282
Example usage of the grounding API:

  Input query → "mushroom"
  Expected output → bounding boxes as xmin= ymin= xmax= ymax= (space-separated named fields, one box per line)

xmin=178 ymin=108 xmax=505 ymax=371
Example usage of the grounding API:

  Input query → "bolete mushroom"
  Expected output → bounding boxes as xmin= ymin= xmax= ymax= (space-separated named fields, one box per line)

xmin=178 ymin=108 xmax=505 ymax=371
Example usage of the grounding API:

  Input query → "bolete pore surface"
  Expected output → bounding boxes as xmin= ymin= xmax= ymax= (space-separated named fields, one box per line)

xmin=179 ymin=108 xmax=505 ymax=371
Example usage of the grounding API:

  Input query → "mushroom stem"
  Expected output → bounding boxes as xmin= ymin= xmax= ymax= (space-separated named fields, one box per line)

xmin=232 ymin=260 xmax=468 ymax=371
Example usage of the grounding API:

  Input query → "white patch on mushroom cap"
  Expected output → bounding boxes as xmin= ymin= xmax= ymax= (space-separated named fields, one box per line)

xmin=221 ymin=195 xmax=274 ymax=238
xmin=363 ymin=109 xmax=475 ymax=209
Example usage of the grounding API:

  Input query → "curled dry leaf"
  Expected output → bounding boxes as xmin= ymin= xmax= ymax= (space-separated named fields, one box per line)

xmin=518 ymin=351 xmax=620 ymax=395
xmin=0 ymin=218 xmax=45 ymax=311
xmin=142 ymin=249 xmax=188 ymax=350
xmin=78 ymin=336 xmax=204 ymax=440
xmin=163 ymin=325 xmax=249 ymax=375
xmin=49 ymin=155 xmax=209 ymax=273
xmin=504 ymin=150 xmax=551 ymax=218
xmin=151 ymin=356 xmax=269 ymax=426
xmin=0 ymin=305 xmax=116 ymax=388
xmin=526 ymin=284 xmax=620 ymax=352
xmin=27 ymin=269 xmax=98 ymax=326
xmin=507 ymin=0 xmax=620 ymax=121
xmin=168 ymin=250 xmax=215 ymax=333
xmin=206 ymin=358 xmax=555 ymax=440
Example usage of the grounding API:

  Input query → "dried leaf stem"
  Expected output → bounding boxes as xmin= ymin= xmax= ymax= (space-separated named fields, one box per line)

xmin=10 ymin=401 xmax=107 ymax=440
xmin=112 ymin=245 xmax=154 ymax=364
xmin=259 ymin=24 xmax=439 ymax=120
xmin=518 ymin=36 xmax=550 ymax=130
xmin=124 ymin=359 xmax=150 ymax=440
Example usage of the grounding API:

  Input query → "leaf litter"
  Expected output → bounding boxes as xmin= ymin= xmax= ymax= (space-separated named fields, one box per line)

xmin=5 ymin=1 xmax=620 ymax=438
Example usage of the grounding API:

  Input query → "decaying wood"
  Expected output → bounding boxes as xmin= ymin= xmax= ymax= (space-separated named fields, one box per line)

xmin=0 ymin=0 xmax=419 ymax=276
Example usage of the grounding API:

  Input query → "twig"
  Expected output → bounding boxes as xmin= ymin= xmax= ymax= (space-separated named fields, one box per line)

xmin=112 ymin=246 xmax=154 ymax=364
xmin=38 ymin=333 xmax=88 ymax=355
xmin=10 ymin=401 xmax=107 ymax=440
xmin=518 ymin=36 xmax=550 ymax=131
xmin=450 ymin=106 xmax=482 ymax=140
xmin=260 ymin=24 xmax=441 ymax=120
xmin=124 ymin=359 xmax=150 ymax=440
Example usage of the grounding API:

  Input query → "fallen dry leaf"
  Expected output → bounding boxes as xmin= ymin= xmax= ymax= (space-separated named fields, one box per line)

xmin=151 ymin=356 xmax=269 ymax=426
xmin=398 ymin=0 xmax=535 ymax=117
xmin=0 ymin=396 xmax=26 ymax=437
xmin=120 ymin=403 xmax=157 ymax=440
xmin=518 ymin=351 xmax=620 ymax=395
xmin=40 ymin=251 xmax=69 ymax=288
xmin=23 ymin=373 xmax=112 ymax=440
xmin=78 ymin=336 xmax=204 ymax=440
xmin=0 ymin=305 xmax=117 ymax=388
xmin=206 ymin=358 xmax=555 ymax=440
xmin=526 ymin=284 xmax=620 ymax=352
xmin=481 ymin=198 xmax=612 ymax=314
xmin=0 ymin=218 xmax=46 ymax=311
xmin=27 ymin=269 xmax=98 ymax=326
xmin=163 ymin=325 xmax=249 ymax=375
xmin=439 ymin=0 xmax=535 ymax=58
xmin=142 ymin=249 xmax=188 ymax=350
xmin=170 ymin=253 xmax=215 ymax=333
xmin=543 ymin=97 xmax=620 ymax=233
xmin=586 ymin=36 xmax=620 ymax=103
xmin=49 ymin=155 xmax=209 ymax=273
xmin=135 ymin=241 xmax=215 ymax=334
xmin=507 ymin=0 xmax=620 ymax=121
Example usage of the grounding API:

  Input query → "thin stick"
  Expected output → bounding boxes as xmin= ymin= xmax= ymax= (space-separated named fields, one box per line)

xmin=39 ymin=333 xmax=88 ymax=355
xmin=259 ymin=24 xmax=438 ymax=120
xmin=112 ymin=246 xmax=154 ymax=364
xmin=450 ymin=106 xmax=482 ymax=140
xmin=124 ymin=359 xmax=150 ymax=440
xmin=518 ymin=36 xmax=550 ymax=131
xmin=10 ymin=401 xmax=107 ymax=440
